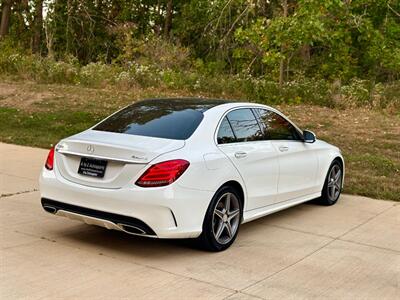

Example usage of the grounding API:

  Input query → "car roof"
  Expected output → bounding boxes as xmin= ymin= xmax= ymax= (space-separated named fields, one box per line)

xmin=137 ymin=98 xmax=273 ymax=112
xmin=134 ymin=98 xmax=231 ymax=112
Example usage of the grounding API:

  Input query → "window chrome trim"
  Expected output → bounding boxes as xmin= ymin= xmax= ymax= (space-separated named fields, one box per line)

xmin=214 ymin=105 xmax=305 ymax=146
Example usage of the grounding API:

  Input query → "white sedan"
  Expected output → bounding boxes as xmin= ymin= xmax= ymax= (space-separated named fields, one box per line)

xmin=40 ymin=99 xmax=344 ymax=251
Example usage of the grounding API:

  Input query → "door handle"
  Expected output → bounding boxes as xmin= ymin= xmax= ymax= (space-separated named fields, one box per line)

xmin=234 ymin=151 xmax=247 ymax=159
xmin=278 ymin=146 xmax=289 ymax=152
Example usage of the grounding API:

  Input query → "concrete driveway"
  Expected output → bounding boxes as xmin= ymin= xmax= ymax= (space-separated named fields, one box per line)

xmin=1 ymin=142 xmax=399 ymax=299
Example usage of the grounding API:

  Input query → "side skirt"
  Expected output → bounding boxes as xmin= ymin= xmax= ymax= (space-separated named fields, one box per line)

xmin=242 ymin=192 xmax=321 ymax=224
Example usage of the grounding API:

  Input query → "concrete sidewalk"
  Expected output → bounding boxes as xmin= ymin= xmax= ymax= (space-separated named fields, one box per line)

xmin=1 ymin=142 xmax=399 ymax=299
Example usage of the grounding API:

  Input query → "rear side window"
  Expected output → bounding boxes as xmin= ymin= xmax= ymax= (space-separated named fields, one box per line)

xmin=217 ymin=117 xmax=236 ymax=144
xmin=94 ymin=103 xmax=204 ymax=140
xmin=255 ymin=109 xmax=301 ymax=140
xmin=225 ymin=109 xmax=263 ymax=142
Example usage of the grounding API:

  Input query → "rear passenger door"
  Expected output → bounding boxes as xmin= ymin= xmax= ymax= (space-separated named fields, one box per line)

xmin=254 ymin=109 xmax=318 ymax=203
xmin=217 ymin=108 xmax=279 ymax=210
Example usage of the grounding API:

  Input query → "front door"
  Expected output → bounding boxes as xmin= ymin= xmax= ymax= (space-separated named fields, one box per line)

xmin=254 ymin=108 xmax=318 ymax=203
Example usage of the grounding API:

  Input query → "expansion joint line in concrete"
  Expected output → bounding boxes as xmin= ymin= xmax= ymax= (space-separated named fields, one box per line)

xmin=0 ymin=189 xmax=38 ymax=198
xmin=239 ymin=203 xmax=398 ymax=295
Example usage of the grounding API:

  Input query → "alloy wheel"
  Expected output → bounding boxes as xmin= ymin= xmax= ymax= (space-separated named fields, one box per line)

xmin=327 ymin=165 xmax=342 ymax=201
xmin=212 ymin=192 xmax=240 ymax=244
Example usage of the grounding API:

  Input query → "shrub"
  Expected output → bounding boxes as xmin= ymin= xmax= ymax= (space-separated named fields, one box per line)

xmin=373 ymin=81 xmax=400 ymax=110
xmin=38 ymin=59 xmax=79 ymax=84
xmin=340 ymin=79 xmax=371 ymax=107
xmin=118 ymin=35 xmax=191 ymax=71
xmin=0 ymin=41 xmax=398 ymax=111
xmin=240 ymin=76 xmax=330 ymax=106
xmin=79 ymin=62 xmax=120 ymax=87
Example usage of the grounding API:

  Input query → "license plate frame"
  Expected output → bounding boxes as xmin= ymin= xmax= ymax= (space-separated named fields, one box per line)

xmin=78 ymin=157 xmax=108 ymax=178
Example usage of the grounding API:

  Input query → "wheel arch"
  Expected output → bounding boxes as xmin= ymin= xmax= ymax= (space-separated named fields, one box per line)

xmin=316 ymin=148 xmax=345 ymax=192
xmin=219 ymin=180 xmax=245 ymax=214
xmin=333 ymin=156 xmax=344 ymax=168
xmin=332 ymin=156 xmax=345 ymax=188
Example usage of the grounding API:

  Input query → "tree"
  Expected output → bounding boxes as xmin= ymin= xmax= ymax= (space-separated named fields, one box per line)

xmin=234 ymin=0 xmax=400 ymax=82
xmin=66 ymin=0 xmax=73 ymax=55
xmin=32 ymin=0 xmax=43 ymax=53
xmin=279 ymin=0 xmax=288 ymax=86
xmin=0 ymin=0 xmax=398 ymax=84
xmin=0 ymin=0 xmax=12 ymax=38
xmin=164 ymin=0 xmax=173 ymax=39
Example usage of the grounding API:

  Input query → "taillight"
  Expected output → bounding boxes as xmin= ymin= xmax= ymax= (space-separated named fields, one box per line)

xmin=135 ymin=159 xmax=190 ymax=187
xmin=45 ymin=146 xmax=55 ymax=170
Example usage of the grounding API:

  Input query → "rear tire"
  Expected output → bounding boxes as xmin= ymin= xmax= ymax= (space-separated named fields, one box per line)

xmin=317 ymin=160 xmax=343 ymax=206
xmin=197 ymin=186 xmax=242 ymax=252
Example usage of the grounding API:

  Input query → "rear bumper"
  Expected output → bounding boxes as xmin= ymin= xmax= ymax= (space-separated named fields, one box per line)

xmin=39 ymin=167 xmax=214 ymax=238
xmin=41 ymin=198 xmax=157 ymax=236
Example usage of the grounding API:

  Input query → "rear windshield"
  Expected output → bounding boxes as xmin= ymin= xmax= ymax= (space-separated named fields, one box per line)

xmin=93 ymin=100 xmax=209 ymax=140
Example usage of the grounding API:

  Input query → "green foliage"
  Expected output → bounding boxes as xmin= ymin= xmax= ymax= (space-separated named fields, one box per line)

xmin=1 ymin=0 xmax=399 ymax=109
xmin=2 ymin=41 xmax=398 ymax=110
xmin=235 ymin=0 xmax=400 ymax=81
xmin=117 ymin=35 xmax=191 ymax=70
xmin=348 ymin=153 xmax=399 ymax=178
xmin=1 ymin=0 xmax=399 ymax=83
xmin=243 ymin=77 xmax=331 ymax=106
xmin=79 ymin=62 xmax=120 ymax=86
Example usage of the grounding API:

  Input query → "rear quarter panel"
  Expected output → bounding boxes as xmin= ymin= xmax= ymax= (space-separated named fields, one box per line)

xmin=152 ymin=144 xmax=246 ymax=195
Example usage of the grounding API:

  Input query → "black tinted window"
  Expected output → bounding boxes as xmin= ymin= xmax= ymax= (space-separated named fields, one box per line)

xmin=255 ymin=109 xmax=300 ymax=140
xmin=94 ymin=100 xmax=208 ymax=140
xmin=217 ymin=117 xmax=236 ymax=144
xmin=226 ymin=109 xmax=262 ymax=142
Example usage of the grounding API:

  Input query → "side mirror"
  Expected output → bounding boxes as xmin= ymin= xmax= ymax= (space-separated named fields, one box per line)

xmin=303 ymin=130 xmax=316 ymax=143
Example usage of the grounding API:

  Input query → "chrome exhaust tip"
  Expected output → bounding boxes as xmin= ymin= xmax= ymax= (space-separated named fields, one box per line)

xmin=118 ymin=224 xmax=147 ymax=235
xmin=43 ymin=205 xmax=57 ymax=214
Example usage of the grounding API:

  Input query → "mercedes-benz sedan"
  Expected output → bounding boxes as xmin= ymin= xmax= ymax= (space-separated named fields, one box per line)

xmin=40 ymin=98 xmax=344 ymax=251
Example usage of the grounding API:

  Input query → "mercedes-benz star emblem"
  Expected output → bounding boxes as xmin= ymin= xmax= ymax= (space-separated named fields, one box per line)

xmin=87 ymin=145 xmax=95 ymax=153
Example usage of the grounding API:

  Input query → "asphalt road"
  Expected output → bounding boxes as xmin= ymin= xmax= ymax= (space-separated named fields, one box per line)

xmin=1 ymin=142 xmax=399 ymax=299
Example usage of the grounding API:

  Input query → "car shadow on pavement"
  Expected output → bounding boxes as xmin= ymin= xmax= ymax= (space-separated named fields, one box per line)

xmin=48 ymin=202 xmax=319 ymax=257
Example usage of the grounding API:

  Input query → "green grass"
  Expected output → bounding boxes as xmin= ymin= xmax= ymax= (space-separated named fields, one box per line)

xmin=0 ymin=107 xmax=103 ymax=148
xmin=348 ymin=154 xmax=399 ymax=177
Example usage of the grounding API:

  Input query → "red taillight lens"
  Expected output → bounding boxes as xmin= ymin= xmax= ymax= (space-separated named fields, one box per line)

xmin=135 ymin=159 xmax=190 ymax=187
xmin=45 ymin=146 xmax=55 ymax=170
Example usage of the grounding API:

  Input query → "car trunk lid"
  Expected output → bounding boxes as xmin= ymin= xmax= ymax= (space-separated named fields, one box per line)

xmin=55 ymin=130 xmax=185 ymax=189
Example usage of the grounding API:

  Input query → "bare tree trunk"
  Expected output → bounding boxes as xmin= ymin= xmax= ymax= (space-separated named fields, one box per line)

xmin=331 ymin=79 xmax=342 ymax=107
xmin=279 ymin=59 xmax=284 ymax=86
xmin=32 ymin=0 xmax=43 ymax=53
xmin=44 ymin=22 xmax=54 ymax=58
xmin=14 ymin=0 xmax=29 ymax=38
xmin=66 ymin=0 xmax=73 ymax=55
xmin=0 ymin=0 xmax=12 ymax=38
xmin=261 ymin=0 xmax=269 ymax=17
xmin=153 ymin=0 xmax=161 ymax=35
xmin=369 ymin=64 xmax=377 ymax=105
xmin=300 ymin=44 xmax=310 ymax=63
xmin=279 ymin=0 xmax=288 ymax=87
xmin=164 ymin=0 xmax=173 ymax=39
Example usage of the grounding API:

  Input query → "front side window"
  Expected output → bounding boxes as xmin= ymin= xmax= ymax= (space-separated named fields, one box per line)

xmin=226 ymin=109 xmax=263 ymax=142
xmin=255 ymin=109 xmax=301 ymax=140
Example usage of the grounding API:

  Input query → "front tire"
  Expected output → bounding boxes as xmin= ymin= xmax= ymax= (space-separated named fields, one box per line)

xmin=197 ymin=186 xmax=242 ymax=251
xmin=318 ymin=160 xmax=343 ymax=206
